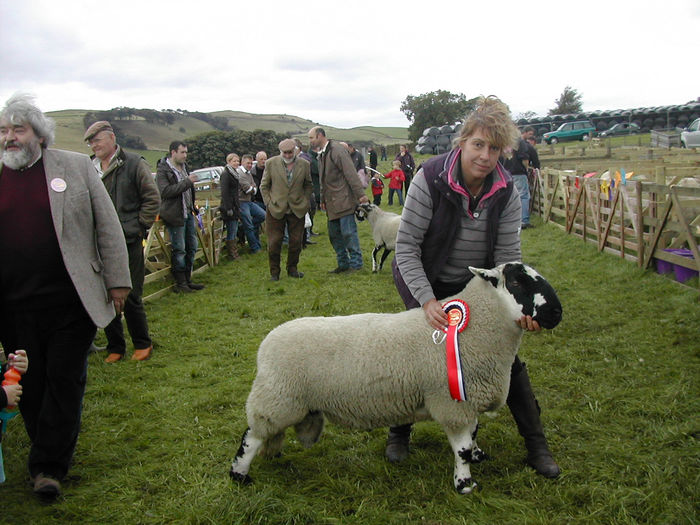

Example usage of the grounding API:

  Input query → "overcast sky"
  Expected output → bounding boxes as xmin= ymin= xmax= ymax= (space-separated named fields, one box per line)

xmin=1 ymin=0 xmax=698 ymax=129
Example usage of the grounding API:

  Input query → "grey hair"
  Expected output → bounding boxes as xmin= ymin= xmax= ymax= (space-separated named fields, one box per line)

xmin=0 ymin=93 xmax=55 ymax=148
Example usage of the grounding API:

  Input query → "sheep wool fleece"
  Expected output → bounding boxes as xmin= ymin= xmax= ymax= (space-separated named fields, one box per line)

xmin=230 ymin=263 xmax=562 ymax=494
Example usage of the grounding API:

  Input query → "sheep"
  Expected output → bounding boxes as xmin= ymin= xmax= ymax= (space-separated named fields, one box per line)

xmin=354 ymin=203 xmax=402 ymax=272
xmin=229 ymin=262 xmax=562 ymax=494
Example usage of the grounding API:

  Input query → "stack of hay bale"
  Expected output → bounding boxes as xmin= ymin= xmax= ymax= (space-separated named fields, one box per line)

xmin=415 ymin=123 xmax=462 ymax=155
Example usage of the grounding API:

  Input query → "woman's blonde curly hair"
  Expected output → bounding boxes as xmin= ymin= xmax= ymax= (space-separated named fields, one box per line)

xmin=453 ymin=96 xmax=520 ymax=152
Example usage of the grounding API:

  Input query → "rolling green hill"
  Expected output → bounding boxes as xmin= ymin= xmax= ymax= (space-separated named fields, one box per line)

xmin=47 ymin=109 xmax=408 ymax=156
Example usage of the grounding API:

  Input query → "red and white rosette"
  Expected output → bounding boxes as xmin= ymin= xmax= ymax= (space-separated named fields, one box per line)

xmin=441 ymin=299 xmax=470 ymax=401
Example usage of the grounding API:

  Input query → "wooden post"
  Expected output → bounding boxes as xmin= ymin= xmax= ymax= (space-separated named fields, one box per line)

xmin=635 ymin=182 xmax=643 ymax=266
xmin=655 ymin=166 xmax=665 ymax=185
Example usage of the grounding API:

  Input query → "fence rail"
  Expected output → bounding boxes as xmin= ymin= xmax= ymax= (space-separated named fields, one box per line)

xmin=531 ymin=167 xmax=700 ymax=289
xmin=142 ymin=208 xmax=225 ymax=301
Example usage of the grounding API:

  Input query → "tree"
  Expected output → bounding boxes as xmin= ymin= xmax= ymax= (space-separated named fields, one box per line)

xmin=185 ymin=129 xmax=289 ymax=169
xmin=548 ymin=86 xmax=583 ymax=116
xmin=514 ymin=110 xmax=537 ymax=122
xmin=400 ymin=90 xmax=477 ymax=142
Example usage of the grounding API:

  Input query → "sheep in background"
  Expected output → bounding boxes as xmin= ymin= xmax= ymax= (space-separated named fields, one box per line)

xmin=354 ymin=203 xmax=402 ymax=272
xmin=229 ymin=262 xmax=563 ymax=494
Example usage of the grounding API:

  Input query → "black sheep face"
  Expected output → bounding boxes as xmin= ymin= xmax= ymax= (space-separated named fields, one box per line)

xmin=354 ymin=203 xmax=373 ymax=222
xmin=470 ymin=263 xmax=563 ymax=329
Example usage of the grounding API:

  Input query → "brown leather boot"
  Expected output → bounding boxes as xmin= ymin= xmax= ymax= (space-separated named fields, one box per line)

xmin=226 ymin=240 xmax=239 ymax=260
xmin=507 ymin=359 xmax=560 ymax=478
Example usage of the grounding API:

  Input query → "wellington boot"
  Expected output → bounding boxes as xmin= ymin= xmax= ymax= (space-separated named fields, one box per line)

xmin=507 ymin=359 xmax=561 ymax=478
xmin=173 ymin=271 xmax=193 ymax=293
xmin=186 ymin=269 xmax=205 ymax=291
xmin=385 ymin=424 xmax=412 ymax=463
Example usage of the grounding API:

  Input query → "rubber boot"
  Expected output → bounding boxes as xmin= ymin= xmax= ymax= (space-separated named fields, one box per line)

xmin=173 ymin=271 xmax=193 ymax=294
xmin=385 ymin=423 xmax=412 ymax=463
xmin=185 ymin=269 xmax=205 ymax=290
xmin=226 ymin=240 xmax=239 ymax=260
xmin=507 ymin=359 xmax=560 ymax=478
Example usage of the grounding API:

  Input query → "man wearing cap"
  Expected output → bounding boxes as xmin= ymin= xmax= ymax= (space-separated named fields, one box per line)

xmin=0 ymin=94 xmax=130 ymax=499
xmin=307 ymin=126 xmax=368 ymax=273
xmin=260 ymin=139 xmax=312 ymax=280
xmin=84 ymin=121 xmax=160 ymax=362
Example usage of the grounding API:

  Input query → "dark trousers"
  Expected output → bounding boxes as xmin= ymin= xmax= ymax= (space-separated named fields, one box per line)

xmin=266 ymin=211 xmax=305 ymax=276
xmin=104 ymin=239 xmax=151 ymax=354
xmin=373 ymin=194 xmax=382 ymax=206
xmin=0 ymin=303 xmax=95 ymax=480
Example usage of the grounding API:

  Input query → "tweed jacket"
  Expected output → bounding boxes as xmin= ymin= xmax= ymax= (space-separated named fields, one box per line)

xmin=318 ymin=139 xmax=365 ymax=220
xmin=260 ymin=156 xmax=312 ymax=220
xmin=22 ymin=149 xmax=131 ymax=327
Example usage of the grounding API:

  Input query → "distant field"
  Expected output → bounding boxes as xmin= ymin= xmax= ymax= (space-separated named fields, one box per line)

xmin=47 ymin=108 xmax=408 ymax=165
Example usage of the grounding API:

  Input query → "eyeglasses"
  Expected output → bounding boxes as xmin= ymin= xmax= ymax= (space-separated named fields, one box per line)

xmin=281 ymin=150 xmax=294 ymax=155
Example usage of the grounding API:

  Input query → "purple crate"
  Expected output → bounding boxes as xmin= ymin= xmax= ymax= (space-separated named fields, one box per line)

xmin=655 ymin=257 xmax=673 ymax=274
xmin=668 ymin=249 xmax=699 ymax=283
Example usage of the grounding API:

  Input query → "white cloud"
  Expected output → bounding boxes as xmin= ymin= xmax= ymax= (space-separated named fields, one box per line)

xmin=1 ymin=0 xmax=698 ymax=128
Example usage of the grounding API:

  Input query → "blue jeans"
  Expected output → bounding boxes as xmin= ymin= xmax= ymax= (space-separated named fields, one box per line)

xmin=225 ymin=219 xmax=239 ymax=241
xmin=388 ymin=188 xmax=404 ymax=205
xmin=328 ymin=213 xmax=363 ymax=269
xmin=240 ymin=201 xmax=266 ymax=252
xmin=512 ymin=174 xmax=530 ymax=225
xmin=167 ymin=213 xmax=198 ymax=272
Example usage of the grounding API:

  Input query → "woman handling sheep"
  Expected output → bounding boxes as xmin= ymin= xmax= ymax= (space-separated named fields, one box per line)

xmin=389 ymin=96 xmax=560 ymax=478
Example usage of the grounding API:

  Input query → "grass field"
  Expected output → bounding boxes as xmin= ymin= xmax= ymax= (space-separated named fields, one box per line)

xmin=47 ymin=109 xmax=408 ymax=161
xmin=1 ymin=168 xmax=698 ymax=523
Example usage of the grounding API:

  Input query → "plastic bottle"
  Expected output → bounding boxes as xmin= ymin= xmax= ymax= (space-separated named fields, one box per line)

xmin=2 ymin=366 xmax=21 ymax=410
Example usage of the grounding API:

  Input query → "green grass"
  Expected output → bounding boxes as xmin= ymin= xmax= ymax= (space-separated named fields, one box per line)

xmin=1 ymin=183 xmax=698 ymax=523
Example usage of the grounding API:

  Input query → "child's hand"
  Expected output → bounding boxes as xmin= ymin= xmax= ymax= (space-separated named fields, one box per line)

xmin=2 ymin=384 xmax=22 ymax=406
xmin=8 ymin=350 xmax=28 ymax=374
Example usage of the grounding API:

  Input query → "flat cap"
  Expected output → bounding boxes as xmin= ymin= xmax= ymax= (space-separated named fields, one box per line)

xmin=83 ymin=120 xmax=114 ymax=141
xmin=278 ymin=138 xmax=297 ymax=152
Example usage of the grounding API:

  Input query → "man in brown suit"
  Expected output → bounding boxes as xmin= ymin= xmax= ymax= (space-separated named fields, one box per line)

xmin=260 ymin=138 xmax=312 ymax=281
xmin=307 ymin=127 xmax=368 ymax=273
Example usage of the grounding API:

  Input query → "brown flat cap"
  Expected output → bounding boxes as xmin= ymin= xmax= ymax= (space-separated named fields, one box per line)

xmin=278 ymin=138 xmax=296 ymax=152
xmin=83 ymin=121 xmax=114 ymax=141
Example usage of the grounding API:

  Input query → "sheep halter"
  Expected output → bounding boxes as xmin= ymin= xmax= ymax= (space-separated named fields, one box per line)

xmin=441 ymin=299 xmax=470 ymax=401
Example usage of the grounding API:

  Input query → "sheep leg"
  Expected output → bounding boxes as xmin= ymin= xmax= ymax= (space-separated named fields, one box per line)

xmin=229 ymin=427 xmax=262 ymax=484
xmin=294 ymin=410 xmax=324 ymax=448
xmin=378 ymin=248 xmax=392 ymax=272
xmin=371 ymin=246 xmax=381 ymax=273
xmin=444 ymin=421 xmax=481 ymax=494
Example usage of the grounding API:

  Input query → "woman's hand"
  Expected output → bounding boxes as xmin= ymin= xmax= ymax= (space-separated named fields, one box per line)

xmin=516 ymin=315 xmax=541 ymax=332
xmin=423 ymin=298 xmax=448 ymax=331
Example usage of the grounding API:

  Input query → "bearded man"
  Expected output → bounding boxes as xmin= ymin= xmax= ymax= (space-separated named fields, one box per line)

xmin=0 ymin=94 xmax=130 ymax=499
xmin=259 ymin=138 xmax=312 ymax=281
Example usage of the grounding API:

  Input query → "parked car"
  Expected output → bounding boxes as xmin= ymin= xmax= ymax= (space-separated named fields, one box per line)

xmin=680 ymin=118 xmax=700 ymax=148
xmin=543 ymin=120 xmax=596 ymax=144
xmin=190 ymin=166 xmax=223 ymax=192
xmin=599 ymin=122 xmax=640 ymax=137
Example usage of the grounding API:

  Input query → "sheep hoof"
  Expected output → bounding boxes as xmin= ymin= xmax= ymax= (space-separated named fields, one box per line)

xmin=229 ymin=469 xmax=253 ymax=485
xmin=455 ymin=478 xmax=477 ymax=494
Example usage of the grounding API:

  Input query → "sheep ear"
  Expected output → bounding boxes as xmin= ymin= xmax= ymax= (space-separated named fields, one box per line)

xmin=469 ymin=266 xmax=500 ymax=288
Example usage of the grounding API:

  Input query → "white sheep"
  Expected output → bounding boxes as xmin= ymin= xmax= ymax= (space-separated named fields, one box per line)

xmin=229 ymin=262 xmax=562 ymax=494
xmin=354 ymin=203 xmax=402 ymax=272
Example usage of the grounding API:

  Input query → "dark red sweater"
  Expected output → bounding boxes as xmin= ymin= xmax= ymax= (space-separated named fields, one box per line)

xmin=0 ymin=160 xmax=80 ymax=311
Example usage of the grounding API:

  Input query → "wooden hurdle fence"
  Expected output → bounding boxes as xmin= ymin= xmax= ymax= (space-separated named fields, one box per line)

xmin=531 ymin=167 xmax=700 ymax=289
xmin=141 ymin=207 xmax=225 ymax=302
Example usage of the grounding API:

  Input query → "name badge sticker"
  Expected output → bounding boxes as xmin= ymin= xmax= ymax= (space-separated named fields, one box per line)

xmin=50 ymin=178 xmax=67 ymax=192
